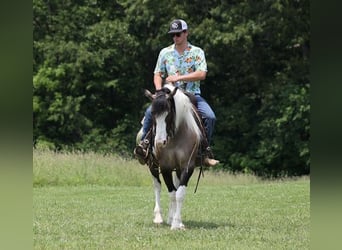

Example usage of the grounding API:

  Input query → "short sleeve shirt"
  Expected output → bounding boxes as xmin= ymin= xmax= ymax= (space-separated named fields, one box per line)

xmin=153 ymin=42 xmax=207 ymax=94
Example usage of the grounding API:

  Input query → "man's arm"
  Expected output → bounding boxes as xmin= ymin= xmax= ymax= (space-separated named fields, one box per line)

xmin=166 ymin=70 xmax=206 ymax=83
xmin=154 ymin=72 xmax=163 ymax=90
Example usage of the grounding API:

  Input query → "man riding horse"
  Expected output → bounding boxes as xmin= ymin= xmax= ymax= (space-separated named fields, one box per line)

xmin=134 ymin=19 xmax=219 ymax=167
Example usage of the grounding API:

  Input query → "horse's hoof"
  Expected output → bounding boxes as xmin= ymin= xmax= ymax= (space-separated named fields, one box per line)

xmin=153 ymin=214 xmax=163 ymax=224
xmin=171 ymin=223 xmax=185 ymax=230
xmin=153 ymin=219 xmax=163 ymax=224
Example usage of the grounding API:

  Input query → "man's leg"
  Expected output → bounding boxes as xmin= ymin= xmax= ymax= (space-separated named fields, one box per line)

xmin=195 ymin=95 xmax=219 ymax=166
xmin=134 ymin=106 xmax=152 ymax=164
xmin=141 ymin=106 xmax=152 ymax=141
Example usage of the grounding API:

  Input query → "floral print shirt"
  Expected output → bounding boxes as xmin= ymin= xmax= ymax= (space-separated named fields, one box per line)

xmin=153 ymin=42 xmax=207 ymax=94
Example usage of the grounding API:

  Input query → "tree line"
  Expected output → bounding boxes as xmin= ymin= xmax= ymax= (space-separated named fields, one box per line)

xmin=33 ymin=0 xmax=310 ymax=177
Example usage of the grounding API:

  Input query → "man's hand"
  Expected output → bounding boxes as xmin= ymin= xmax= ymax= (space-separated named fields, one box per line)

xmin=166 ymin=75 xmax=180 ymax=83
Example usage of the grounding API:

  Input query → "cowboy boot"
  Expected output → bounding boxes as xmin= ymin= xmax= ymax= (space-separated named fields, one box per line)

xmin=203 ymin=146 xmax=219 ymax=167
xmin=192 ymin=114 xmax=219 ymax=167
xmin=134 ymin=139 xmax=149 ymax=165
xmin=201 ymin=139 xmax=219 ymax=167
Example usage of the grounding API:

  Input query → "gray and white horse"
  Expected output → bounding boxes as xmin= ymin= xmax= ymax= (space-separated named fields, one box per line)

xmin=144 ymin=83 xmax=202 ymax=230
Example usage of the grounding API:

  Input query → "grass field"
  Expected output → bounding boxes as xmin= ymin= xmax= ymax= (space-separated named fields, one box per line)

xmin=33 ymin=149 xmax=310 ymax=249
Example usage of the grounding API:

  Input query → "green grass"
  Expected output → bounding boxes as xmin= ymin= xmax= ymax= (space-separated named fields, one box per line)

xmin=33 ymin=149 xmax=310 ymax=249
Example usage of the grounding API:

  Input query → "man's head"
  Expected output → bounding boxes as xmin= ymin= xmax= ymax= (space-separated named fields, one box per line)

xmin=168 ymin=19 xmax=188 ymax=43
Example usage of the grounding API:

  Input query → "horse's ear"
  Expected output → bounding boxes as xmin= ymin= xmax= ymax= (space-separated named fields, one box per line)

xmin=144 ymin=89 xmax=154 ymax=101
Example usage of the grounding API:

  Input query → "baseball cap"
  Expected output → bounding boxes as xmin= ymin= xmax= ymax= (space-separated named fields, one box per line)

xmin=168 ymin=19 xmax=188 ymax=33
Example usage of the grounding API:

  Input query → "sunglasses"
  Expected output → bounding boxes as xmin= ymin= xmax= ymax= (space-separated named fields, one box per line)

xmin=170 ymin=31 xmax=185 ymax=37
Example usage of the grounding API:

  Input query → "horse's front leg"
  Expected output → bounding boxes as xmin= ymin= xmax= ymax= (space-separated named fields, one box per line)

xmin=167 ymin=173 xmax=179 ymax=225
xmin=149 ymin=162 xmax=163 ymax=225
xmin=152 ymin=177 xmax=163 ymax=224
xmin=171 ymin=185 xmax=186 ymax=230
xmin=170 ymin=167 xmax=194 ymax=230
xmin=167 ymin=190 xmax=176 ymax=225
xmin=160 ymin=169 xmax=178 ymax=226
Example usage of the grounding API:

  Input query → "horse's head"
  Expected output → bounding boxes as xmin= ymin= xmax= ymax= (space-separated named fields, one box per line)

xmin=146 ymin=86 xmax=178 ymax=151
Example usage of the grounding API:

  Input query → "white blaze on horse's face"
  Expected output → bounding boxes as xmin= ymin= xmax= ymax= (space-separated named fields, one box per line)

xmin=154 ymin=112 xmax=168 ymax=149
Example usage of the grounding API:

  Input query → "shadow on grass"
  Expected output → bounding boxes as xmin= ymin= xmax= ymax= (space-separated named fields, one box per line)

xmin=183 ymin=220 xmax=233 ymax=229
xmin=137 ymin=219 xmax=234 ymax=230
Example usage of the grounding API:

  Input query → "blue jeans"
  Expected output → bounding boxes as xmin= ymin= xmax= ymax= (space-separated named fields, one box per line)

xmin=141 ymin=95 xmax=216 ymax=145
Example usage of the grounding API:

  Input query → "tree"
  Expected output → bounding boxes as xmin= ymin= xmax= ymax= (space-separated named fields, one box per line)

xmin=33 ymin=0 xmax=310 ymax=176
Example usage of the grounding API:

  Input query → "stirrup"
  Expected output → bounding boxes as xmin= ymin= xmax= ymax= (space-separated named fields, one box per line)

xmin=205 ymin=146 xmax=215 ymax=159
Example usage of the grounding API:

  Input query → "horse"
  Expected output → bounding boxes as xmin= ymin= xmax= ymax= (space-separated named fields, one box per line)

xmin=143 ymin=83 xmax=202 ymax=230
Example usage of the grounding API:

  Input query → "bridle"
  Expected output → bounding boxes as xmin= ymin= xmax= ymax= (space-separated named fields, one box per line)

xmin=151 ymin=87 xmax=177 ymax=141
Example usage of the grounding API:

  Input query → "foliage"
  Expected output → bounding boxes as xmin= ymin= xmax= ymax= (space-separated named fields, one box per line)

xmin=33 ymin=0 xmax=310 ymax=176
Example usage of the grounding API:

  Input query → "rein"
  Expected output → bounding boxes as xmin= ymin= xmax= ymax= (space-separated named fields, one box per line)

xmin=194 ymin=139 xmax=205 ymax=194
xmin=194 ymin=165 xmax=204 ymax=194
xmin=186 ymin=141 xmax=198 ymax=174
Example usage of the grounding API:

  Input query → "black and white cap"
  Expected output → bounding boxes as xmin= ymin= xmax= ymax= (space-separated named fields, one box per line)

xmin=168 ymin=19 xmax=188 ymax=33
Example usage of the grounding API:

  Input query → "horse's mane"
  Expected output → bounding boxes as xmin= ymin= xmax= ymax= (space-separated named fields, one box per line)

xmin=163 ymin=84 xmax=202 ymax=141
